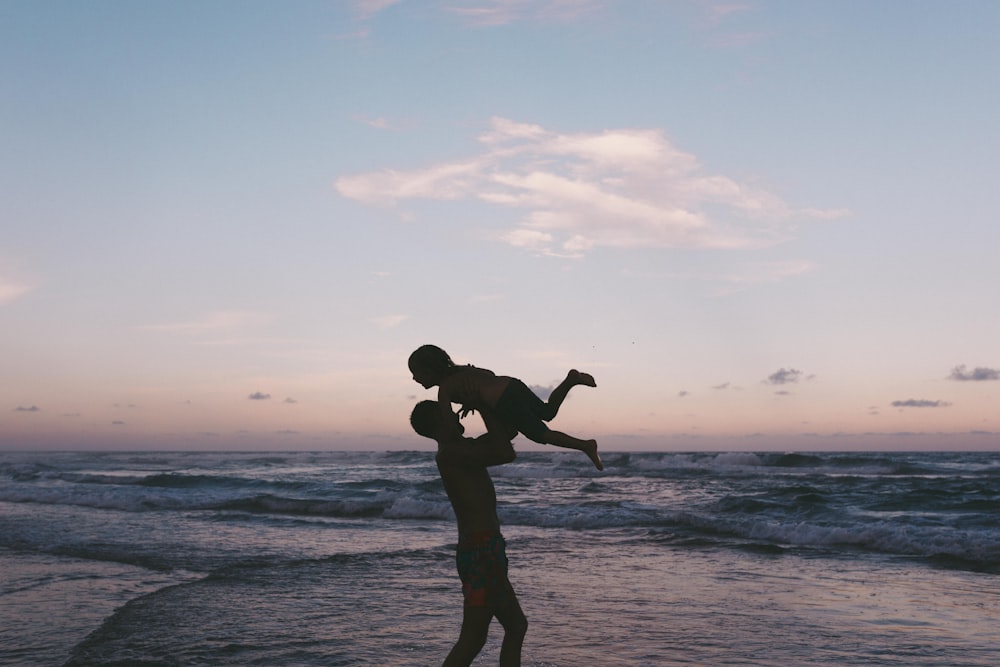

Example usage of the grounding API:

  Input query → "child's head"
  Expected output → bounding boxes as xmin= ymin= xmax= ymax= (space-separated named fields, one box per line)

xmin=408 ymin=344 xmax=455 ymax=388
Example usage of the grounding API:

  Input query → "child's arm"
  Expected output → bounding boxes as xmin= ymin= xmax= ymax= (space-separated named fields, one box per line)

xmin=436 ymin=381 xmax=460 ymax=424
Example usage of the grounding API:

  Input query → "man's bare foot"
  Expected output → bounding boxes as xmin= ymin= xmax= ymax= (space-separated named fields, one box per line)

xmin=583 ymin=440 xmax=603 ymax=471
xmin=568 ymin=369 xmax=597 ymax=388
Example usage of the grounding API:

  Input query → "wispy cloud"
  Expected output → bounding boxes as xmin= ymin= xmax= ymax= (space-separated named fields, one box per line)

xmin=715 ymin=260 xmax=815 ymax=295
xmin=891 ymin=399 xmax=951 ymax=408
xmin=14 ymin=405 xmax=40 ymax=412
xmin=702 ymin=1 xmax=754 ymax=26
xmin=349 ymin=0 xmax=602 ymax=31
xmin=354 ymin=0 xmax=403 ymax=21
xmin=372 ymin=314 xmax=409 ymax=329
xmin=354 ymin=114 xmax=393 ymax=129
xmin=695 ymin=1 xmax=773 ymax=49
xmin=141 ymin=311 xmax=271 ymax=335
xmin=446 ymin=0 xmax=605 ymax=26
xmin=0 ymin=278 xmax=33 ymax=305
xmin=948 ymin=365 xmax=1000 ymax=382
xmin=336 ymin=117 xmax=847 ymax=258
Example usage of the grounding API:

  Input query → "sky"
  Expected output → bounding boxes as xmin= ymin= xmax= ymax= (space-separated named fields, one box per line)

xmin=2 ymin=0 xmax=998 ymax=452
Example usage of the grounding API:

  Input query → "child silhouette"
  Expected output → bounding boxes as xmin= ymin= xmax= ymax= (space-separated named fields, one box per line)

xmin=408 ymin=344 xmax=603 ymax=470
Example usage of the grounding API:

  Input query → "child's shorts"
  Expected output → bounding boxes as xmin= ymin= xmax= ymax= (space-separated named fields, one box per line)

xmin=494 ymin=379 xmax=551 ymax=443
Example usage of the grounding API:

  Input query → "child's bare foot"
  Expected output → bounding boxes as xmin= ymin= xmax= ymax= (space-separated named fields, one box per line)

xmin=583 ymin=440 xmax=603 ymax=471
xmin=568 ymin=369 xmax=596 ymax=388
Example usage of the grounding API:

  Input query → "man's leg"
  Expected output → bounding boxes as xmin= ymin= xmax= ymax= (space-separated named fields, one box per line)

xmin=493 ymin=585 xmax=527 ymax=667
xmin=443 ymin=607 xmax=493 ymax=667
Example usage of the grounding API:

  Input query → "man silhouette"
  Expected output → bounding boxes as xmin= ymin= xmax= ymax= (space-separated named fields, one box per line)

xmin=410 ymin=400 xmax=528 ymax=667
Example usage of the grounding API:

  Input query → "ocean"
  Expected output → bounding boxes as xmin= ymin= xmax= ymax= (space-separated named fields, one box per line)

xmin=1 ymin=449 xmax=998 ymax=666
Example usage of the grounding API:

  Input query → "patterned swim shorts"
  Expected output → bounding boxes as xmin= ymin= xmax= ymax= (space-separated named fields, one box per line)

xmin=456 ymin=532 xmax=510 ymax=608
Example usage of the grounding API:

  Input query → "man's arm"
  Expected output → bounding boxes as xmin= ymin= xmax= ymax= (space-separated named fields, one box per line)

xmin=478 ymin=407 xmax=517 ymax=440
xmin=436 ymin=432 xmax=515 ymax=468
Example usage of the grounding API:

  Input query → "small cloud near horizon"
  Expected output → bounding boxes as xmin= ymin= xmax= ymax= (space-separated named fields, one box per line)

xmin=948 ymin=365 xmax=1000 ymax=381
xmin=249 ymin=392 xmax=272 ymax=401
xmin=764 ymin=368 xmax=810 ymax=385
xmin=14 ymin=405 xmax=40 ymax=412
xmin=891 ymin=399 xmax=951 ymax=408
xmin=529 ymin=384 xmax=555 ymax=400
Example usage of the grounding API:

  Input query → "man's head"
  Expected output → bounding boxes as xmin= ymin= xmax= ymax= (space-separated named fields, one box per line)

xmin=410 ymin=400 xmax=463 ymax=440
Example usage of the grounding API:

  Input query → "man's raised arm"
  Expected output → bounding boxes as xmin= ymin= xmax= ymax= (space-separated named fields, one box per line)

xmin=436 ymin=431 xmax=516 ymax=468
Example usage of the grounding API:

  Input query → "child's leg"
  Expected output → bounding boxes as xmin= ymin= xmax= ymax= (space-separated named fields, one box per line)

xmin=480 ymin=408 xmax=517 ymax=441
xmin=544 ymin=430 xmax=603 ymax=471
xmin=542 ymin=369 xmax=596 ymax=421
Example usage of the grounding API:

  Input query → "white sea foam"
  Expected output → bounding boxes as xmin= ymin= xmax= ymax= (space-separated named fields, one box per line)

xmin=383 ymin=496 xmax=453 ymax=521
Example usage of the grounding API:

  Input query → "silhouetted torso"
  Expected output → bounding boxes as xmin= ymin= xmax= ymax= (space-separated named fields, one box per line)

xmin=436 ymin=442 xmax=501 ymax=542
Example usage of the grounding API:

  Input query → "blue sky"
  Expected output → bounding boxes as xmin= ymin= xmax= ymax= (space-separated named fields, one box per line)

xmin=2 ymin=0 xmax=998 ymax=451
